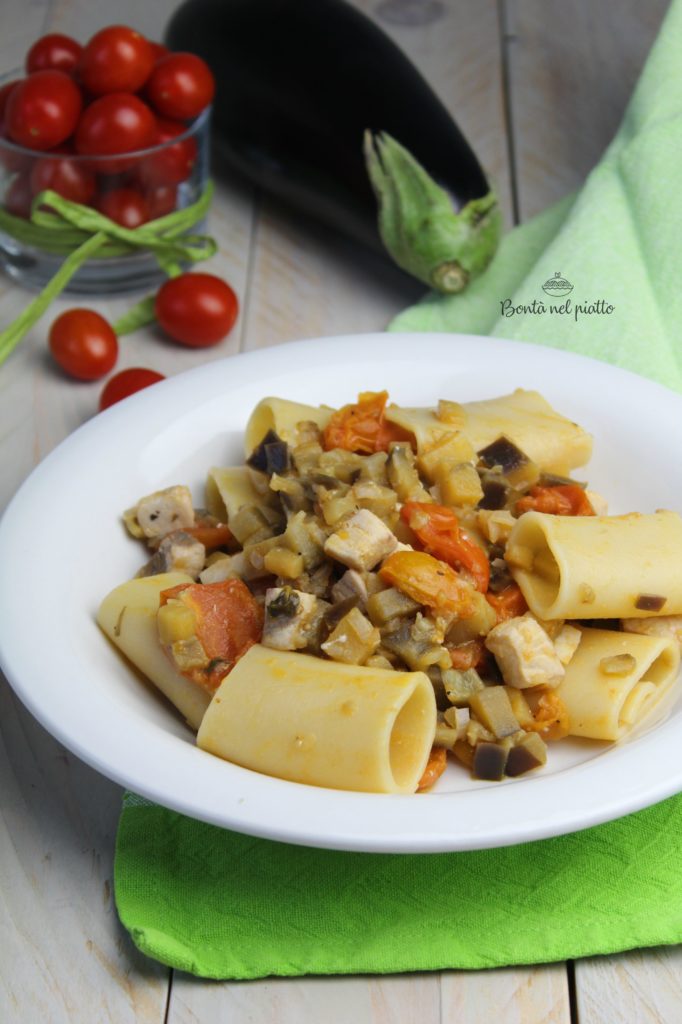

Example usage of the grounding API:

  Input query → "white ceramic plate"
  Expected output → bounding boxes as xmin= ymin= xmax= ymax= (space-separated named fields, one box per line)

xmin=2 ymin=333 xmax=682 ymax=853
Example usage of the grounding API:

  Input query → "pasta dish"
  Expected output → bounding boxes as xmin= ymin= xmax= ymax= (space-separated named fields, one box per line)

xmin=97 ymin=388 xmax=682 ymax=794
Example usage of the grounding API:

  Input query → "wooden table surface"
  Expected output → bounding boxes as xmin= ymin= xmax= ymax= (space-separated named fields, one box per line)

xmin=2 ymin=0 xmax=680 ymax=1021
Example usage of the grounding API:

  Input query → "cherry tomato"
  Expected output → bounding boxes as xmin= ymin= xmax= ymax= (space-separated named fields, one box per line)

xmin=6 ymin=71 xmax=82 ymax=151
xmin=26 ymin=33 xmax=83 ymax=75
xmin=0 ymin=80 xmax=19 ymax=123
xmin=30 ymin=150 xmax=96 ymax=205
xmin=79 ymin=25 xmax=155 ymax=96
xmin=74 ymin=93 xmax=155 ymax=172
xmin=99 ymin=367 xmax=165 ymax=410
xmin=4 ymin=174 xmax=33 ymax=218
xmin=48 ymin=308 xmax=119 ymax=381
xmin=145 ymin=53 xmax=215 ymax=120
xmin=155 ymin=273 xmax=238 ymax=347
xmin=0 ymin=127 xmax=34 ymax=174
xmin=145 ymin=182 xmax=177 ymax=219
xmin=148 ymin=41 xmax=169 ymax=63
xmin=322 ymin=391 xmax=411 ymax=453
xmin=515 ymin=484 xmax=595 ymax=517
xmin=400 ymin=502 xmax=490 ymax=592
xmin=137 ymin=118 xmax=197 ymax=186
xmin=96 ymin=187 xmax=150 ymax=227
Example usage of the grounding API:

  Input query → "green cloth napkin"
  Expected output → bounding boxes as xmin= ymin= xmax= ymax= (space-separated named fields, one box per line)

xmin=114 ymin=0 xmax=682 ymax=979
xmin=390 ymin=0 xmax=682 ymax=389
xmin=116 ymin=793 xmax=682 ymax=979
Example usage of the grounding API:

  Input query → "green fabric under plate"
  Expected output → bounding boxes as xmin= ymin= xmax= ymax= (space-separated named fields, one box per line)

xmin=116 ymin=793 xmax=682 ymax=979
xmin=390 ymin=0 xmax=682 ymax=390
xmin=114 ymin=0 xmax=682 ymax=979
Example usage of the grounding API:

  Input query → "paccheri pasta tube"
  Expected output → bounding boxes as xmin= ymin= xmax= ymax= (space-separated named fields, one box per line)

xmin=197 ymin=644 xmax=436 ymax=793
xmin=384 ymin=389 xmax=593 ymax=473
xmin=556 ymin=627 xmax=680 ymax=741
xmin=97 ymin=573 xmax=211 ymax=730
xmin=247 ymin=390 xmax=593 ymax=475
xmin=245 ymin=397 xmax=333 ymax=454
xmin=506 ymin=509 xmax=682 ymax=620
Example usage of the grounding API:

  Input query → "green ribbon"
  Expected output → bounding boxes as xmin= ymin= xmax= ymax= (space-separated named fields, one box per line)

xmin=0 ymin=182 xmax=217 ymax=367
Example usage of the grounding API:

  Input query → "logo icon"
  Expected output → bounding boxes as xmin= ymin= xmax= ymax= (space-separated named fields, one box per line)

xmin=542 ymin=272 xmax=573 ymax=297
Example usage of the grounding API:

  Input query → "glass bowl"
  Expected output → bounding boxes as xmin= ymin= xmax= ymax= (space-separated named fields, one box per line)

xmin=0 ymin=94 xmax=210 ymax=295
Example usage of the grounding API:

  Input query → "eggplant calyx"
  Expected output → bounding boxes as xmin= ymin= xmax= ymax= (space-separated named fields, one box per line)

xmin=364 ymin=131 xmax=501 ymax=294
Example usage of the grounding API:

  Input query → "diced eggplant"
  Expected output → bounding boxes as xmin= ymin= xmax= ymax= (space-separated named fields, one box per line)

xmin=468 ymin=686 xmax=520 ymax=739
xmin=505 ymin=732 xmax=547 ymax=777
xmin=262 ymin=545 xmax=305 ymax=579
xmin=246 ymin=429 xmax=290 ymax=475
xmin=477 ymin=472 xmax=510 ymax=510
xmin=472 ymin=741 xmax=509 ymax=781
xmin=442 ymin=667 xmax=484 ymax=705
xmin=437 ymin=462 xmax=483 ymax=508
xmin=477 ymin=436 xmax=530 ymax=476
xmin=366 ymin=586 xmax=421 ymax=626
xmin=321 ymin=606 xmax=380 ymax=664
xmin=634 ymin=594 xmax=667 ymax=612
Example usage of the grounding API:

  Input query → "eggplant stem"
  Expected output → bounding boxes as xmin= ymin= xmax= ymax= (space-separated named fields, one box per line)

xmin=363 ymin=130 xmax=501 ymax=294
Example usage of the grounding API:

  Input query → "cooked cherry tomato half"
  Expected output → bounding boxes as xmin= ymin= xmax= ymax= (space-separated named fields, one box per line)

xmin=74 ymin=93 xmax=155 ymax=170
xmin=49 ymin=309 xmax=119 ymax=381
xmin=79 ymin=26 xmax=155 ymax=95
xmin=137 ymin=118 xmax=197 ymax=186
xmin=145 ymin=53 xmax=215 ymax=120
xmin=400 ymin=502 xmax=490 ymax=592
xmin=99 ymin=367 xmax=165 ymax=410
xmin=95 ymin=187 xmax=150 ymax=228
xmin=322 ymin=391 xmax=411 ymax=454
xmin=31 ymin=150 xmax=96 ymax=205
xmin=515 ymin=484 xmax=595 ymax=517
xmin=6 ymin=71 xmax=82 ymax=151
xmin=155 ymin=273 xmax=238 ymax=347
xmin=26 ymin=33 xmax=83 ymax=75
xmin=379 ymin=550 xmax=477 ymax=617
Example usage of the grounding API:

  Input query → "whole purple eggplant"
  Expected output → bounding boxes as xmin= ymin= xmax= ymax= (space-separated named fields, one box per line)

xmin=165 ymin=0 xmax=501 ymax=292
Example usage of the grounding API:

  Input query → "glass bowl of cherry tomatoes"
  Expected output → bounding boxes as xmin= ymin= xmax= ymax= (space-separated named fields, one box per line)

xmin=0 ymin=26 xmax=214 ymax=294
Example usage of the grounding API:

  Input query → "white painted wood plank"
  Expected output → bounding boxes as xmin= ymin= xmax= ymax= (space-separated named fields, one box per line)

xmin=441 ymin=965 xmax=570 ymax=1023
xmin=504 ymin=0 xmax=670 ymax=218
xmin=0 ymin=682 xmax=169 ymax=1023
xmin=0 ymin=1 xmax=250 ymax=1021
xmin=575 ymin=948 xmax=682 ymax=1024
xmin=170 ymin=972 xmax=440 ymax=1024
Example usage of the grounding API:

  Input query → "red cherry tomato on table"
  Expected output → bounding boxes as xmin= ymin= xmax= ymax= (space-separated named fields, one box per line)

xmin=6 ymin=71 xmax=82 ymax=151
xmin=74 ymin=93 xmax=155 ymax=172
xmin=79 ymin=25 xmax=154 ymax=96
xmin=137 ymin=118 xmax=197 ymax=186
xmin=155 ymin=273 xmax=239 ymax=347
xmin=99 ymin=367 xmax=165 ymax=410
xmin=145 ymin=53 xmax=215 ymax=120
xmin=49 ymin=309 xmax=119 ymax=381
xmin=30 ymin=151 xmax=97 ymax=205
xmin=26 ymin=33 xmax=83 ymax=74
xmin=96 ymin=187 xmax=150 ymax=228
